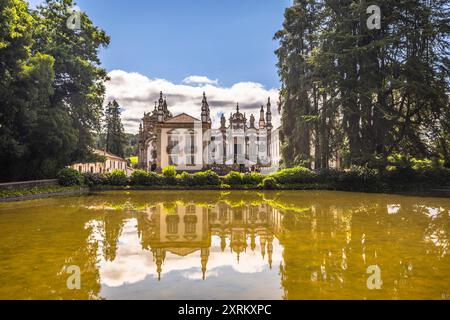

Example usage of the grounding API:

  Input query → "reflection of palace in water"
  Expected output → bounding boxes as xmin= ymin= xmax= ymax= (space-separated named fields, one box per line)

xmin=137 ymin=202 xmax=282 ymax=280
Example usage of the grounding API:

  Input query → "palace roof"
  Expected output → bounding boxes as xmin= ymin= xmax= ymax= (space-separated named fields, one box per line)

xmin=164 ymin=113 xmax=201 ymax=123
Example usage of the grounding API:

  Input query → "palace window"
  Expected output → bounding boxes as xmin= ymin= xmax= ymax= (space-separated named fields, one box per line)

xmin=185 ymin=222 xmax=196 ymax=234
xmin=186 ymin=205 xmax=196 ymax=214
xmin=245 ymin=137 xmax=250 ymax=160
xmin=166 ymin=215 xmax=180 ymax=234
xmin=250 ymin=209 xmax=258 ymax=221
xmin=184 ymin=215 xmax=198 ymax=234
xmin=209 ymin=212 xmax=217 ymax=221
xmin=169 ymin=155 xmax=178 ymax=166
xmin=184 ymin=130 xmax=196 ymax=166
xmin=210 ymin=136 xmax=216 ymax=163
xmin=234 ymin=209 xmax=243 ymax=221
xmin=259 ymin=212 xmax=267 ymax=221
xmin=234 ymin=137 xmax=243 ymax=164
xmin=219 ymin=207 xmax=228 ymax=221
xmin=167 ymin=134 xmax=180 ymax=166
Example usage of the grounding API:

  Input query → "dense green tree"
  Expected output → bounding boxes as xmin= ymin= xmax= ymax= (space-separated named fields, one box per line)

xmin=0 ymin=0 xmax=109 ymax=181
xmin=32 ymin=0 xmax=110 ymax=162
xmin=0 ymin=0 xmax=66 ymax=180
xmin=123 ymin=133 xmax=139 ymax=157
xmin=0 ymin=0 xmax=34 ymax=175
xmin=104 ymin=100 xmax=126 ymax=158
xmin=276 ymin=0 xmax=450 ymax=169
xmin=94 ymin=132 xmax=139 ymax=158
xmin=274 ymin=0 xmax=319 ymax=168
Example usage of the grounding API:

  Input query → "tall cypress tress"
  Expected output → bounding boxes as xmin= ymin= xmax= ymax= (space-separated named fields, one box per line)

xmin=104 ymin=100 xmax=126 ymax=158
xmin=275 ymin=0 xmax=450 ymax=169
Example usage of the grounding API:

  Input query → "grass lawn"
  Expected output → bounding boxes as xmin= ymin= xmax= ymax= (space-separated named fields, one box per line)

xmin=0 ymin=185 xmax=83 ymax=200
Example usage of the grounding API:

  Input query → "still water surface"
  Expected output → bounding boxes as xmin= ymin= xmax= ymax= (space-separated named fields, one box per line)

xmin=0 ymin=191 xmax=449 ymax=300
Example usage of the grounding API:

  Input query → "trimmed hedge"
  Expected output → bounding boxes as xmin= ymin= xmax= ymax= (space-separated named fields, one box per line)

xmin=57 ymin=168 xmax=84 ymax=186
xmin=271 ymin=167 xmax=316 ymax=184
xmin=83 ymin=172 xmax=108 ymax=186
xmin=109 ymin=170 xmax=129 ymax=186
xmin=57 ymin=164 xmax=450 ymax=192
xmin=193 ymin=170 xmax=221 ymax=186
xmin=224 ymin=171 xmax=243 ymax=186
xmin=130 ymin=169 xmax=148 ymax=185
xmin=262 ymin=177 xmax=277 ymax=189
xmin=242 ymin=173 xmax=264 ymax=185
xmin=162 ymin=165 xmax=177 ymax=184
xmin=335 ymin=166 xmax=379 ymax=191
xmin=177 ymin=170 xmax=221 ymax=186
xmin=223 ymin=172 xmax=264 ymax=187
xmin=177 ymin=171 xmax=195 ymax=186
xmin=130 ymin=169 xmax=163 ymax=186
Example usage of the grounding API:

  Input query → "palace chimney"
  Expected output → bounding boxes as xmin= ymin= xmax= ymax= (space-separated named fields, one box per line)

xmin=266 ymin=97 xmax=273 ymax=130
xmin=201 ymin=92 xmax=211 ymax=123
xmin=259 ymin=105 xmax=266 ymax=129
xmin=220 ymin=113 xmax=226 ymax=129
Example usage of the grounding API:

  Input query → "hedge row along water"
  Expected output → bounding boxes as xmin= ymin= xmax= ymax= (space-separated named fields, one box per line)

xmin=57 ymin=165 xmax=450 ymax=192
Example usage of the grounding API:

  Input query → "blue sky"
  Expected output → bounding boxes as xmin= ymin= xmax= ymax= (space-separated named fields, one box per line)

xmin=28 ymin=0 xmax=290 ymax=132
xmin=29 ymin=0 xmax=290 ymax=88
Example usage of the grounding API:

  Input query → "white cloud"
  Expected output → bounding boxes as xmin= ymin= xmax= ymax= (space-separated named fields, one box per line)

xmin=104 ymin=70 xmax=280 ymax=133
xmin=182 ymin=75 xmax=218 ymax=85
xmin=98 ymin=221 xmax=283 ymax=288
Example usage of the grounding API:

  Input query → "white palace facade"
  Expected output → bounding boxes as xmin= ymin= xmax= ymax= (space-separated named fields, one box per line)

xmin=138 ymin=92 xmax=280 ymax=173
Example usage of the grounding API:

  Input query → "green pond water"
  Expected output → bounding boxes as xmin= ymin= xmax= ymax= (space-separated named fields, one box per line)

xmin=0 ymin=190 xmax=449 ymax=300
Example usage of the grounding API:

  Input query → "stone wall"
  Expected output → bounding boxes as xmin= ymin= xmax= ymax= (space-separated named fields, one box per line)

xmin=0 ymin=179 xmax=59 ymax=190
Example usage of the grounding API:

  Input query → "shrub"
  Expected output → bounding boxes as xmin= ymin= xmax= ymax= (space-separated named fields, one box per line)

xmin=147 ymin=172 xmax=163 ymax=186
xmin=178 ymin=171 xmax=195 ymax=186
xmin=193 ymin=170 xmax=221 ymax=186
xmin=162 ymin=165 xmax=177 ymax=178
xmin=387 ymin=153 xmax=412 ymax=168
xmin=272 ymin=167 xmax=316 ymax=184
xmin=57 ymin=168 xmax=84 ymax=186
xmin=108 ymin=170 xmax=129 ymax=186
xmin=224 ymin=171 xmax=243 ymax=186
xmin=383 ymin=153 xmax=416 ymax=183
xmin=83 ymin=172 xmax=107 ymax=186
xmin=130 ymin=169 xmax=150 ymax=185
xmin=242 ymin=172 xmax=264 ymax=185
xmin=381 ymin=166 xmax=415 ymax=183
xmin=176 ymin=170 xmax=221 ymax=186
xmin=416 ymin=167 xmax=450 ymax=185
xmin=262 ymin=177 xmax=277 ymax=190
xmin=162 ymin=165 xmax=177 ymax=184
xmin=338 ymin=166 xmax=379 ymax=190
xmin=411 ymin=158 xmax=434 ymax=171
xmin=316 ymin=168 xmax=341 ymax=183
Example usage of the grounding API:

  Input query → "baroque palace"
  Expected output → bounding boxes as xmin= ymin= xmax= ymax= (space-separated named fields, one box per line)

xmin=137 ymin=201 xmax=282 ymax=280
xmin=138 ymin=92 xmax=280 ymax=173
